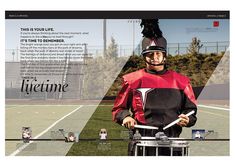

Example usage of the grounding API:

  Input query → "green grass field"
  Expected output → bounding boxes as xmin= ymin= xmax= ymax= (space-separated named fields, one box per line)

xmin=66 ymin=106 xmax=129 ymax=156
xmin=67 ymin=105 xmax=229 ymax=156
xmin=5 ymin=104 xmax=229 ymax=156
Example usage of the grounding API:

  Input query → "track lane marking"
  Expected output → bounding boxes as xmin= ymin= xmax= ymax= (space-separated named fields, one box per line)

xmin=199 ymin=109 xmax=229 ymax=118
xmin=9 ymin=105 xmax=83 ymax=156
xmin=198 ymin=104 xmax=229 ymax=111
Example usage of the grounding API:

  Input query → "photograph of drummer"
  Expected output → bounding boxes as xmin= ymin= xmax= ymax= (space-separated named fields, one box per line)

xmin=112 ymin=19 xmax=197 ymax=156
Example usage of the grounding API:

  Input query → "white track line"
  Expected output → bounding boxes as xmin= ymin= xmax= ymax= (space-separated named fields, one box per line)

xmin=6 ymin=104 xmax=113 ymax=107
xmin=198 ymin=104 xmax=229 ymax=111
xmin=6 ymin=105 xmax=80 ymax=107
xmin=5 ymin=105 xmax=26 ymax=110
xmin=9 ymin=105 xmax=84 ymax=156
xmin=200 ymin=110 xmax=229 ymax=118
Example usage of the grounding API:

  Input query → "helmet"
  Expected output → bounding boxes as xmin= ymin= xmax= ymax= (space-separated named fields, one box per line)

xmin=140 ymin=19 xmax=167 ymax=66
xmin=141 ymin=36 xmax=167 ymax=56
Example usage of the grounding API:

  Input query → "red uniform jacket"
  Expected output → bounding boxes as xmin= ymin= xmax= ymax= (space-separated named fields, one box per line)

xmin=112 ymin=69 xmax=197 ymax=137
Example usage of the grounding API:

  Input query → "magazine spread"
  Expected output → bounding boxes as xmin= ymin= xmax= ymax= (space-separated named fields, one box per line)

xmin=5 ymin=11 xmax=229 ymax=156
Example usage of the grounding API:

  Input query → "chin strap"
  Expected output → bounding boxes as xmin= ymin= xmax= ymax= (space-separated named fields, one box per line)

xmin=143 ymin=55 xmax=166 ymax=66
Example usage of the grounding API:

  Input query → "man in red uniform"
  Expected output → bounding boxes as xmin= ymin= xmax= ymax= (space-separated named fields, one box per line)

xmin=112 ymin=19 xmax=197 ymax=155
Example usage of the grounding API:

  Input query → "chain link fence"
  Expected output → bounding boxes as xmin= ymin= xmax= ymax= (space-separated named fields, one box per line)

xmin=5 ymin=41 xmax=229 ymax=62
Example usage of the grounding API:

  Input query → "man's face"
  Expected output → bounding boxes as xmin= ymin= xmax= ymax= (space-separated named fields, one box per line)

xmin=144 ymin=51 xmax=165 ymax=71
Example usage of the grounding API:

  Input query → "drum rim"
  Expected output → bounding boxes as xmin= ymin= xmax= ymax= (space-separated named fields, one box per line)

xmin=140 ymin=137 xmax=186 ymax=140
xmin=141 ymin=136 xmax=156 ymax=139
